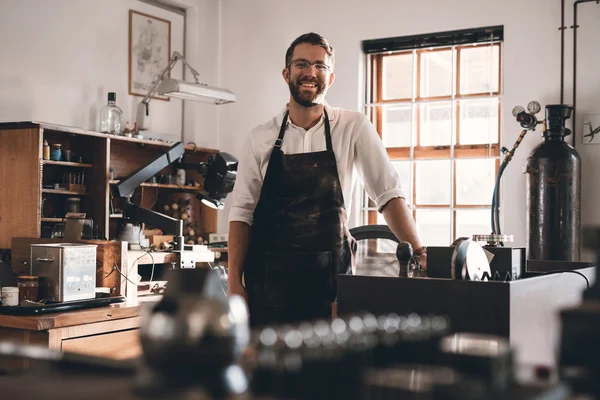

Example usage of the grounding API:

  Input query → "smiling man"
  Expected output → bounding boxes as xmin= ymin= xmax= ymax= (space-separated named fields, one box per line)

xmin=227 ymin=32 xmax=426 ymax=327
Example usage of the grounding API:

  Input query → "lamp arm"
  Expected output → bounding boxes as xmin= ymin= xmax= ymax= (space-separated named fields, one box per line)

xmin=140 ymin=52 xmax=182 ymax=105
xmin=174 ymin=52 xmax=202 ymax=84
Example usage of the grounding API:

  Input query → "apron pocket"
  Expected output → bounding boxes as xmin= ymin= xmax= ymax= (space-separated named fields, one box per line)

xmin=263 ymin=251 xmax=332 ymax=308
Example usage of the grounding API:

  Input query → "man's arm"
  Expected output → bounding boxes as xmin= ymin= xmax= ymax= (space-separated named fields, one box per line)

xmin=227 ymin=221 xmax=252 ymax=301
xmin=226 ymin=128 xmax=263 ymax=301
xmin=381 ymin=197 xmax=427 ymax=270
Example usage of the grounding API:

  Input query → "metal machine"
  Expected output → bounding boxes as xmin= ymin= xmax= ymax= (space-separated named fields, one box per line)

xmin=114 ymin=142 xmax=238 ymax=268
xmin=30 ymin=243 xmax=98 ymax=302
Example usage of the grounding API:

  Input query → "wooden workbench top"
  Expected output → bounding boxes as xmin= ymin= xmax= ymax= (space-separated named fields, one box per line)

xmin=0 ymin=302 xmax=143 ymax=331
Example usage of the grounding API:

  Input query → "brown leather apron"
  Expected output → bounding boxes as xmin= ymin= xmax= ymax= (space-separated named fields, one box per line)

xmin=244 ymin=109 xmax=356 ymax=327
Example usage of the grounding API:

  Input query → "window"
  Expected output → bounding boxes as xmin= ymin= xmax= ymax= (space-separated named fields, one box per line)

xmin=362 ymin=27 xmax=502 ymax=245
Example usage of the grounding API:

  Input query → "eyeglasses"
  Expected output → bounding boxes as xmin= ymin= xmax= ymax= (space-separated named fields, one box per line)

xmin=287 ymin=59 xmax=331 ymax=73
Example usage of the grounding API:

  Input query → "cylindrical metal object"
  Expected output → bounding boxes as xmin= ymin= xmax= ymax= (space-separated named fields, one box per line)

xmin=396 ymin=242 xmax=413 ymax=277
xmin=525 ymin=105 xmax=581 ymax=261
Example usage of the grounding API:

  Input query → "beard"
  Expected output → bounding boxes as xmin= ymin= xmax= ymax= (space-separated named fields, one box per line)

xmin=289 ymin=77 xmax=326 ymax=108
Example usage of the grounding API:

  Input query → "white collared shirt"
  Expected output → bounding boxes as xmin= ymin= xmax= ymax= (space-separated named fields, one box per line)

xmin=228 ymin=104 xmax=406 ymax=225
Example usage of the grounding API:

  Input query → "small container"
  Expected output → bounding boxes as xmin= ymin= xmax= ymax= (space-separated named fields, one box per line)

xmin=43 ymin=140 xmax=50 ymax=160
xmin=50 ymin=143 xmax=62 ymax=161
xmin=65 ymin=197 xmax=81 ymax=214
xmin=17 ymin=276 xmax=39 ymax=304
xmin=1 ymin=287 xmax=19 ymax=306
xmin=176 ymin=169 xmax=186 ymax=186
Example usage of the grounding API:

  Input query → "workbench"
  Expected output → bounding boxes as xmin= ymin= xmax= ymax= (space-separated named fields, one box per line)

xmin=338 ymin=267 xmax=596 ymax=368
xmin=0 ymin=301 xmax=144 ymax=371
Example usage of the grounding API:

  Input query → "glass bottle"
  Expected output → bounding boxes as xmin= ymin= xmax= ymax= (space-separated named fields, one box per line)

xmin=99 ymin=92 xmax=123 ymax=135
xmin=43 ymin=140 xmax=50 ymax=160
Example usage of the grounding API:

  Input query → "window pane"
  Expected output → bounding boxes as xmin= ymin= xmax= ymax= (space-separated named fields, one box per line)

xmin=419 ymin=50 xmax=453 ymax=98
xmin=416 ymin=209 xmax=451 ymax=246
xmin=459 ymin=45 xmax=500 ymax=95
xmin=382 ymin=53 xmax=413 ymax=100
xmin=391 ymin=161 xmax=412 ymax=204
xmin=419 ymin=101 xmax=453 ymax=146
xmin=459 ymin=98 xmax=499 ymax=145
xmin=456 ymin=210 xmax=491 ymax=240
xmin=415 ymin=160 xmax=451 ymax=204
xmin=455 ymin=159 xmax=496 ymax=205
xmin=382 ymin=105 xmax=414 ymax=147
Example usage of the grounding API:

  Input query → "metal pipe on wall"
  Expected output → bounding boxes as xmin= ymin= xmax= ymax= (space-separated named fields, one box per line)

xmin=572 ymin=0 xmax=600 ymax=149
xmin=561 ymin=0 xmax=565 ymax=104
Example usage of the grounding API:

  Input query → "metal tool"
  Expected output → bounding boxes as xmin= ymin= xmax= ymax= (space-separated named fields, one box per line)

xmin=451 ymin=239 xmax=491 ymax=281
xmin=396 ymin=242 xmax=412 ymax=277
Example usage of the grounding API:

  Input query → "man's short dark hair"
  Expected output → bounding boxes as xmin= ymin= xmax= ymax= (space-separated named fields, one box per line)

xmin=285 ymin=32 xmax=335 ymax=70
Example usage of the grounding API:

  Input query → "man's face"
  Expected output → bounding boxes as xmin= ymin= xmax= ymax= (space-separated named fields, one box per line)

xmin=283 ymin=43 xmax=335 ymax=108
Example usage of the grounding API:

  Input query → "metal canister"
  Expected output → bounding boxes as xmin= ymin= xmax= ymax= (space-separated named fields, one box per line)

xmin=525 ymin=105 xmax=581 ymax=261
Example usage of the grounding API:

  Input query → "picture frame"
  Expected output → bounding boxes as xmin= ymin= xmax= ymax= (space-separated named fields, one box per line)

xmin=129 ymin=10 xmax=171 ymax=101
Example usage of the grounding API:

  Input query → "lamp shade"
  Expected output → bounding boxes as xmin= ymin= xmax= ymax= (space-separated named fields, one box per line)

xmin=157 ymin=78 xmax=236 ymax=105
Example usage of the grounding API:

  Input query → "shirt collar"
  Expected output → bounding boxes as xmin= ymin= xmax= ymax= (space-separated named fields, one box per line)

xmin=276 ymin=101 xmax=336 ymax=128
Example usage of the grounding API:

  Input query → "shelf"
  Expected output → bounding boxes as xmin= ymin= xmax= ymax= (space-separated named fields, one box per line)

xmin=110 ymin=180 xmax=203 ymax=191
xmin=42 ymin=160 xmax=93 ymax=168
xmin=41 ymin=189 xmax=88 ymax=195
xmin=110 ymin=214 xmax=123 ymax=218
xmin=1 ymin=121 xmax=217 ymax=153
xmin=41 ymin=217 xmax=63 ymax=222
xmin=108 ymin=134 xmax=217 ymax=153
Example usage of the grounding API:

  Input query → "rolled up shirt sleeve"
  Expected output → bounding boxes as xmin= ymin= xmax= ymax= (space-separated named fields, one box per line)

xmin=228 ymin=130 xmax=263 ymax=226
xmin=353 ymin=115 xmax=406 ymax=212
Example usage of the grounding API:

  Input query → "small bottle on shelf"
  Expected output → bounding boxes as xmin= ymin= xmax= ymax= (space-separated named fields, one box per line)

xmin=99 ymin=92 xmax=123 ymax=135
xmin=43 ymin=140 xmax=50 ymax=160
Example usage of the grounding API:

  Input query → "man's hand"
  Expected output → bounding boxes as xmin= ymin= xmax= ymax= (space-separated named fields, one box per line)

xmin=381 ymin=198 xmax=426 ymax=270
xmin=228 ymin=280 xmax=248 ymax=303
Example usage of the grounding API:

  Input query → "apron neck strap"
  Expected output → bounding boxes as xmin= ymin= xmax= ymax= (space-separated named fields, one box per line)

xmin=274 ymin=109 xmax=333 ymax=152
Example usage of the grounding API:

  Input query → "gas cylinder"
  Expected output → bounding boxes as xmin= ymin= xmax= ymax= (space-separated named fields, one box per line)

xmin=525 ymin=105 xmax=581 ymax=261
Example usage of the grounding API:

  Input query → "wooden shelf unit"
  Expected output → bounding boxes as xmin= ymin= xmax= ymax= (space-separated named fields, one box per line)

xmin=41 ymin=189 xmax=88 ymax=195
xmin=0 ymin=121 xmax=219 ymax=249
xmin=42 ymin=160 xmax=93 ymax=168
xmin=110 ymin=180 xmax=203 ymax=191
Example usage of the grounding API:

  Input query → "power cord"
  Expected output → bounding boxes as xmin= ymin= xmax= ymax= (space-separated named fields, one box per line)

xmin=541 ymin=270 xmax=590 ymax=289
xmin=113 ymin=263 xmax=146 ymax=287
xmin=137 ymin=226 xmax=155 ymax=283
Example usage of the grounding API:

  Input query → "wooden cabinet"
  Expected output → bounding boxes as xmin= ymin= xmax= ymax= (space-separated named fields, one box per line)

xmin=0 ymin=122 xmax=219 ymax=251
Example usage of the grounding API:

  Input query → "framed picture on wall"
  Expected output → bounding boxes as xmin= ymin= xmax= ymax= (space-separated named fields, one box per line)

xmin=129 ymin=10 xmax=171 ymax=101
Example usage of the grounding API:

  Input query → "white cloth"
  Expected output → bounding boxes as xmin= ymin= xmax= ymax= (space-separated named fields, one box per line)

xmin=228 ymin=104 xmax=406 ymax=226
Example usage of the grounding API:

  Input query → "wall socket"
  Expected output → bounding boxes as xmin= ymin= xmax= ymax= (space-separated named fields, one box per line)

xmin=209 ymin=233 xmax=229 ymax=243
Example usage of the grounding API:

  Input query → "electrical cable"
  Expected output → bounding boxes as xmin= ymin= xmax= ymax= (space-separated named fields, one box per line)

xmin=113 ymin=263 xmax=146 ymax=287
xmin=541 ymin=270 xmax=590 ymax=289
xmin=138 ymin=227 xmax=155 ymax=283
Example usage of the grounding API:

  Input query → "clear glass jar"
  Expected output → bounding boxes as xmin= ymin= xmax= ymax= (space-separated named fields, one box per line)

xmin=99 ymin=92 xmax=123 ymax=135
xmin=17 ymin=276 xmax=39 ymax=304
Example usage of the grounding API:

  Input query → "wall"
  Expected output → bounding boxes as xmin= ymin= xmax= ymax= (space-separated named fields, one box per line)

xmin=217 ymin=0 xmax=600 ymax=259
xmin=166 ymin=0 xmax=223 ymax=149
xmin=0 ymin=0 xmax=185 ymax=141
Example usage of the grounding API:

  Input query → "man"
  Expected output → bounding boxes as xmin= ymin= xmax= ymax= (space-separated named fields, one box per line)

xmin=227 ymin=32 xmax=426 ymax=326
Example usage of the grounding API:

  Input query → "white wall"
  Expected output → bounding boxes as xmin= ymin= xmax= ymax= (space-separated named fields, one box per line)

xmin=0 ymin=0 xmax=186 ymax=141
xmin=168 ymin=0 xmax=223 ymax=149
xmin=217 ymin=0 xmax=600 ymax=256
